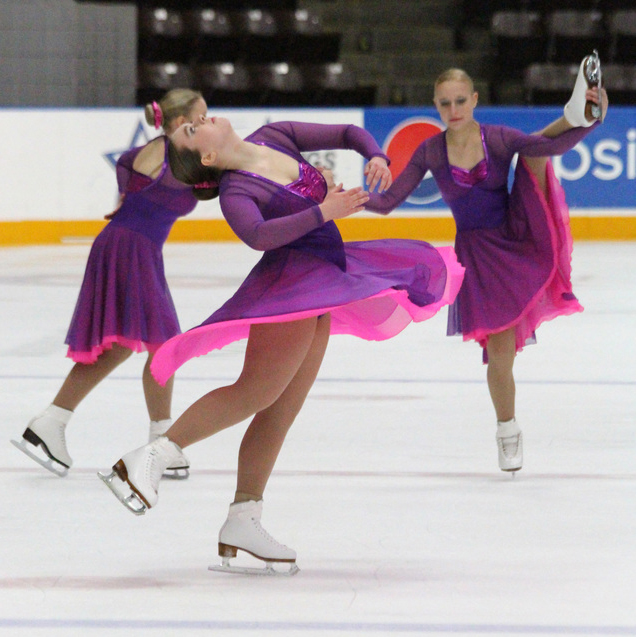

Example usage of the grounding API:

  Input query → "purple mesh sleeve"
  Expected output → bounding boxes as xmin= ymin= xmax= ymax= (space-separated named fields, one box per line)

xmin=365 ymin=144 xmax=429 ymax=215
xmin=499 ymin=122 xmax=600 ymax=157
xmin=220 ymin=122 xmax=389 ymax=251
xmin=115 ymin=147 xmax=137 ymax=194
xmin=221 ymin=192 xmax=324 ymax=251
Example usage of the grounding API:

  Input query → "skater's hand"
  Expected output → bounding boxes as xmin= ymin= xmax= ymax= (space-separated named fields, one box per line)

xmin=319 ymin=186 xmax=369 ymax=222
xmin=586 ymin=86 xmax=609 ymax=122
xmin=364 ymin=156 xmax=392 ymax=193
xmin=105 ymin=194 xmax=125 ymax=220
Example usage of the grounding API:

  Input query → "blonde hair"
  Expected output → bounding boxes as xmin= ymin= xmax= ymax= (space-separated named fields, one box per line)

xmin=434 ymin=68 xmax=475 ymax=94
xmin=143 ymin=88 xmax=203 ymax=131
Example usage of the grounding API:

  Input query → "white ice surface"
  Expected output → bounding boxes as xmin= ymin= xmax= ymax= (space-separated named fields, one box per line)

xmin=0 ymin=240 xmax=634 ymax=636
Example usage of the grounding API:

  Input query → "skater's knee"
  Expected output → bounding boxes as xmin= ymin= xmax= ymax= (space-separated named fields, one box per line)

xmin=104 ymin=343 xmax=134 ymax=363
xmin=486 ymin=331 xmax=515 ymax=365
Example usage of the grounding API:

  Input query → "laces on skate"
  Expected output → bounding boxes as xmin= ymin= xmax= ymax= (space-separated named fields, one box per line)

xmin=211 ymin=500 xmax=299 ymax=576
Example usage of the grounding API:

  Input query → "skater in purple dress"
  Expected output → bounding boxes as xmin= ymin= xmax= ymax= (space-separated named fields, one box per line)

xmin=12 ymin=89 xmax=208 ymax=478
xmin=365 ymin=54 xmax=608 ymax=473
xmin=98 ymin=117 xmax=465 ymax=574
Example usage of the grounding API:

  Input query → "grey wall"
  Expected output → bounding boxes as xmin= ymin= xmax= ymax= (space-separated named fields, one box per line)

xmin=0 ymin=0 xmax=136 ymax=106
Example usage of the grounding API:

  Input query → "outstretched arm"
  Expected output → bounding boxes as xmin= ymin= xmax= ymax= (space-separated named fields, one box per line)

xmin=280 ymin=122 xmax=392 ymax=192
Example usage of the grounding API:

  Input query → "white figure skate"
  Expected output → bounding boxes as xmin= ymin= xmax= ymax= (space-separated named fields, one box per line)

xmin=149 ymin=419 xmax=190 ymax=480
xmin=496 ymin=418 xmax=523 ymax=474
xmin=209 ymin=500 xmax=299 ymax=576
xmin=564 ymin=50 xmax=603 ymax=128
xmin=11 ymin=404 xmax=73 ymax=477
xmin=98 ymin=436 xmax=184 ymax=515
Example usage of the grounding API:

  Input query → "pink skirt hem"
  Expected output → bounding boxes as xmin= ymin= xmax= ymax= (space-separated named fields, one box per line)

xmin=151 ymin=246 xmax=464 ymax=386
xmin=67 ymin=335 xmax=163 ymax=365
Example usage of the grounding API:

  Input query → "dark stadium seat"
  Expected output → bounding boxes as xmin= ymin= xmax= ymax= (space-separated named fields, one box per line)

xmin=250 ymin=62 xmax=305 ymax=106
xmin=545 ymin=10 xmax=608 ymax=63
xmin=301 ymin=62 xmax=376 ymax=106
xmin=195 ymin=61 xmax=259 ymax=107
xmin=491 ymin=11 xmax=547 ymax=79
xmin=138 ymin=7 xmax=192 ymax=64
xmin=136 ymin=62 xmax=194 ymax=105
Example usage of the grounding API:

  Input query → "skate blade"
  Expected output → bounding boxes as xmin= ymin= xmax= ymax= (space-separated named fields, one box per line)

xmin=162 ymin=467 xmax=189 ymax=480
xmin=209 ymin=557 xmax=299 ymax=577
xmin=97 ymin=469 xmax=147 ymax=516
xmin=585 ymin=50 xmax=603 ymax=121
xmin=10 ymin=438 xmax=68 ymax=477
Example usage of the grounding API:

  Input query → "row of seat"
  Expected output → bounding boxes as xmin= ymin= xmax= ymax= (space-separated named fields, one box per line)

xmin=136 ymin=61 xmax=376 ymax=107
xmin=460 ymin=0 xmax=634 ymax=28
xmin=138 ymin=7 xmax=340 ymax=64
xmin=491 ymin=9 xmax=635 ymax=79
xmin=523 ymin=62 xmax=635 ymax=105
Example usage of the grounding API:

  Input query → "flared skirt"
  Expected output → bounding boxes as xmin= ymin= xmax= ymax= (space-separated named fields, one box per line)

xmin=65 ymin=225 xmax=181 ymax=363
xmin=447 ymin=159 xmax=583 ymax=356
xmin=151 ymin=239 xmax=464 ymax=385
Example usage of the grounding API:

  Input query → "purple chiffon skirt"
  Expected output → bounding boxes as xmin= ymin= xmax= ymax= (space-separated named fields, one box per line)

xmin=151 ymin=239 xmax=464 ymax=385
xmin=447 ymin=159 xmax=583 ymax=355
xmin=65 ymin=225 xmax=180 ymax=363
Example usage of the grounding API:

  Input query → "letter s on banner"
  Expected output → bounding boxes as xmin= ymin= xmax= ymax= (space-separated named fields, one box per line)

xmin=592 ymin=139 xmax=623 ymax=180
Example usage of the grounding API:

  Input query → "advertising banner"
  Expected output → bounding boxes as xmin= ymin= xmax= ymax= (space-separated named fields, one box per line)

xmin=0 ymin=107 xmax=365 ymax=222
xmin=364 ymin=106 xmax=635 ymax=214
xmin=0 ymin=105 xmax=634 ymax=243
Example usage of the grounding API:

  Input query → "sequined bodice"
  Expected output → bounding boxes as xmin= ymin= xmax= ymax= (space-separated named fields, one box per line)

xmin=448 ymin=125 xmax=489 ymax=188
xmin=450 ymin=159 xmax=488 ymax=187
xmin=285 ymin=162 xmax=328 ymax=203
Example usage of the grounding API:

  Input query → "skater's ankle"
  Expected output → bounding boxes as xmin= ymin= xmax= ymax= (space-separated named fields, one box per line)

xmin=50 ymin=402 xmax=74 ymax=415
xmin=234 ymin=491 xmax=262 ymax=504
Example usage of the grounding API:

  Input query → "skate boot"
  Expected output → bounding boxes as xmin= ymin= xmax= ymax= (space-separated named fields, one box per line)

xmin=11 ymin=404 xmax=73 ymax=477
xmin=209 ymin=500 xmax=299 ymax=576
xmin=496 ymin=418 xmax=523 ymax=473
xmin=564 ymin=50 xmax=603 ymax=127
xmin=149 ymin=419 xmax=190 ymax=479
xmin=98 ymin=436 xmax=184 ymax=515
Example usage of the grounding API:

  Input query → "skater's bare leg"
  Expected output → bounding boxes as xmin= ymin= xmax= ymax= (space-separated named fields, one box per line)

xmin=523 ymin=156 xmax=551 ymax=198
xmin=486 ymin=328 xmax=516 ymax=422
xmin=144 ymin=352 xmax=173 ymax=422
xmin=53 ymin=344 xmax=132 ymax=411
xmin=235 ymin=314 xmax=331 ymax=501
xmin=166 ymin=317 xmax=324 ymax=449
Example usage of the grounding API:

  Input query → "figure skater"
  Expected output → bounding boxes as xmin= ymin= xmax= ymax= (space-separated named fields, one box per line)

xmin=98 ymin=117 xmax=465 ymax=575
xmin=364 ymin=52 xmax=608 ymax=473
xmin=12 ymin=89 xmax=208 ymax=479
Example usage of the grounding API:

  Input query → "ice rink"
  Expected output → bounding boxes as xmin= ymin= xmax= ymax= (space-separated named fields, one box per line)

xmin=0 ymin=239 xmax=634 ymax=636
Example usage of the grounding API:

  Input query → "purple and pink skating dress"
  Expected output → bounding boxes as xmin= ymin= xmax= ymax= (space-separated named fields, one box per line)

xmin=65 ymin=137 xmax=198 ymax=363
xmin=150 ymin=122 xmax=464 ymax=385
xmin=366 ymin=123 xmax=598 ymax=358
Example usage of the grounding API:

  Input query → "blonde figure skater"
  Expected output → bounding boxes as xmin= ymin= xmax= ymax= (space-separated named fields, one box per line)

xmin=365 ymin=52 xmax=608 ymax=473
xmin=12 ymin=89 xmax=208 ymax=478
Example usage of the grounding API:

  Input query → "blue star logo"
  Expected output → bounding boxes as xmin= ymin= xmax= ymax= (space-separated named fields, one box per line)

xmin=103 ymin=121 xmax=153 ymax=170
